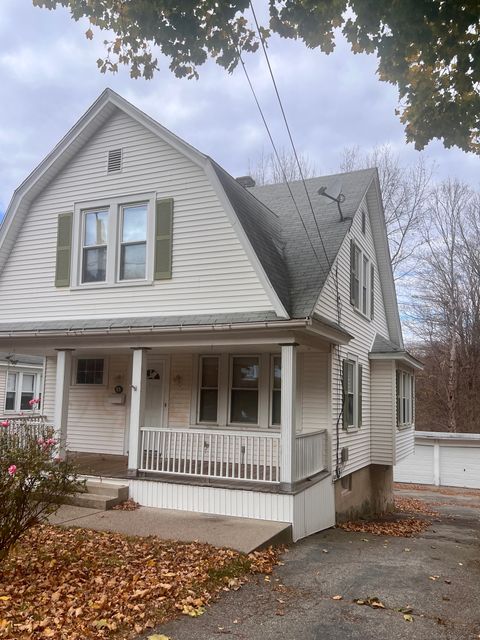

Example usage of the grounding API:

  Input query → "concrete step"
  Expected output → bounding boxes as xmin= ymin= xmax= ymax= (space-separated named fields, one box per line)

xmin=66 ymin=479 xmax=129 ymax=511
xmin=83 ymin=481 xmax=129 ymax=501
xmin=65 ymin=492 xmax=124 ymax=510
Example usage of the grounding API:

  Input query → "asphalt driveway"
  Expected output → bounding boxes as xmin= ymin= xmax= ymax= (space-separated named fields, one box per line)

xmin=150 ymin=487 xmax=480 ymax=640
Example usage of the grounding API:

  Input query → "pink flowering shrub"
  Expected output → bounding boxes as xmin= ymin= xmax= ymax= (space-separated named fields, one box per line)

xmin=0 ymin=419 xmax=84 ymax=561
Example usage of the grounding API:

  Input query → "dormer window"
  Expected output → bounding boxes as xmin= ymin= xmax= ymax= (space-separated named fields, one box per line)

xmin=107 ymin=148 xmax=122 ymax=173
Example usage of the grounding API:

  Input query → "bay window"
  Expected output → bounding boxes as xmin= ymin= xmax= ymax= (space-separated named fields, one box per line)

xmin=397 ymin=370 xmax=414 ymax=426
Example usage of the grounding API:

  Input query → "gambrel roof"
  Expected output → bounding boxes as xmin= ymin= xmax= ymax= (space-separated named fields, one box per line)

xmin=0 ymin=89 xmax=403 ymax=345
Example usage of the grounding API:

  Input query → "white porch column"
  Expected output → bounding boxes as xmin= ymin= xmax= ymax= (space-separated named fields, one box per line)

xmin=128 ymin=347 xmax=148 ymax=476
xmin=280 ymin=343 xmax=298 ymax=489
xmin=54 ymin=349 xmax=73 ymax=460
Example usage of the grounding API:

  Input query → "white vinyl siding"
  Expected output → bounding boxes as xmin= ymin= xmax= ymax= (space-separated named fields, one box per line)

xmin=370 ymin=359 xmax=395 ymax=464
xmin=315 ymin=187 xmax=392 ymax=477
xmin=0 ymin=110 xmax=274 ymax=321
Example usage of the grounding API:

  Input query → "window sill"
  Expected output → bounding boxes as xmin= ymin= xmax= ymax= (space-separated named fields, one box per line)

xmin=344 ymin=425 xmax=360 ymax=434
xmin=70 ymin=280 xmax=154 ymax=291
xmin=397 ymin=423 xmax=413 ymax=431
xmin=352 ymin=305 xmax=372 ymax=322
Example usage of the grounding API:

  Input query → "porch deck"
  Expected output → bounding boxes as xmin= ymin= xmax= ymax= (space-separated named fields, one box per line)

xmin=68 ymin=452 xmax=129 ymax=479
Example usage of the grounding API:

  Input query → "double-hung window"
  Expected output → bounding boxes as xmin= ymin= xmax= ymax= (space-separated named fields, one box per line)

xmin=120 ymin=204 xmax=147 ymax=281
xmin=350 ymin=240 xmax=374 ymax=319
xmin=82 ymin=209 xmax=108 ymax=283
xmin=230 ymin=356 xmax=259 ymax=425
xmin=5 ymin=371 xmax=41 ymax=412
xmin=396 ymin=370 xmax=414 ymax=426
xmin=198 ymin=356 xmax=219 ymax=423
xmin=271 ymin=356 xmax=281 ymax=426
xmin=343 ymin=359 xmax=363 ymax=429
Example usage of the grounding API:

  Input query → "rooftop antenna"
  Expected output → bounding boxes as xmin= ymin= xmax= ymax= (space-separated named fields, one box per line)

xmin=317 ymin=184 xmax=348 ymax=222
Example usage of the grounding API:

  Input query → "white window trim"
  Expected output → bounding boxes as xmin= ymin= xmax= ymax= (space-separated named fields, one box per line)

xmin=71 ymin=192 xmax=156 ymax=289
xmin=197 ymin=355 xmax=220 ymax=425
xmin=4 ymin=369 xmax=42 ymax=414
xmin=397 ymin=369 xmax=414 ymax=428
xmin=72 ymin=357 xmax=108 ymax=387
xmin=351 ymin=239 xmax=372 ymax=320
xmin=344 ymin=355 xmax=361 ymax=432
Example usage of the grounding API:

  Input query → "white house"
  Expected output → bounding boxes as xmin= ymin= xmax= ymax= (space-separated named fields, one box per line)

xmin=0 ymin=90 xmax=421 ymax=540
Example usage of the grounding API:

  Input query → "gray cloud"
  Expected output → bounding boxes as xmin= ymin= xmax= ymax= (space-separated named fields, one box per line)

xmin=0 ymin=0 xmax=478 ymax=218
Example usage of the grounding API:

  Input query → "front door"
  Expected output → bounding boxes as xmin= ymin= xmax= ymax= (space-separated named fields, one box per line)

xmin=144 ymin=360 xmax=166 ymax=428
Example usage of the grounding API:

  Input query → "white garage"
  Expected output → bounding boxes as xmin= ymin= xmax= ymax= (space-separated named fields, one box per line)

xmin=394 ymin=431 xmax=480 ymax=489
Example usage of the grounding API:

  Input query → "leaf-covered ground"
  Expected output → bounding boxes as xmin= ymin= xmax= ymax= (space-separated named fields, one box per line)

xmin=0 ymin=525 xmax=279 ymax=640
xmin=338 ymin=496 xmax=437 ymax=537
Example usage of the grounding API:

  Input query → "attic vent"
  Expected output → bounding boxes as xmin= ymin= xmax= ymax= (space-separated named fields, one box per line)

xmin=107 ymin=148 xmax=122 ymax=173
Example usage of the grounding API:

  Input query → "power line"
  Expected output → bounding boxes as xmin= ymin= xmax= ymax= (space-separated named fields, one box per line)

xmin=249 ymin=0 xmax=331 ymax=271
xmin=237 ymin=48 xmax=327 ymax=271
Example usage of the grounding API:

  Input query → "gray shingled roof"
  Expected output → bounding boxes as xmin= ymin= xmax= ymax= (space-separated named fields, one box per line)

xmin=0 ymin=352 xmax=44 ymax=365
xmin=0 ymin=312 xmax=283 ymax=334
xmin=210 ymin=160 xmax=290 ymax=313
xmin=213 ymin=165 xmax=375 ymax=318
xmin=370 ymin=334 xmax=403 ymax=354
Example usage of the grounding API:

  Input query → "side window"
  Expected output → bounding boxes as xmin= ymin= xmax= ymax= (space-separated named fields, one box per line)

xmin=4 ymin=371 xmax=42 ymax=412
xmin=350 ymin=239 xmax=372 ymax=319
xmin=230 ymin=356 xmax=260 ymax=425
xmin=271 ymin=355 xmax=281 ymax=426
xmin=81 ymin=209 xmax=108 ymax=283
xmin=198 ymin=356 xmax=219 ymax=423
xmin=343 ymin=359 xmax=363 ymax=429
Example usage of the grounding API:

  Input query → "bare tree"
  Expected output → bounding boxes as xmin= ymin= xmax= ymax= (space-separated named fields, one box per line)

xmin=248 ymin=147 xmax=317 ymax=186
xmin=411 ymin=180 xmax=480 ymax=433
xmin=340 ymin=145 xmax=432 ymax=279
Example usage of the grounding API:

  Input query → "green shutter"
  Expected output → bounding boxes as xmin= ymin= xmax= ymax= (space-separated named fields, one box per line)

xmin=358 ymin=364 xmax=363 ymax=427
xmin=370 ymin=264 xmax=375 ymax=319
xmin=350 ymin=239 xmax=355 ymax=305
xmin=396 ymin=369 xmax=400 ymax=426
xmin=342 ymin=359 xmax=348 ymax=429
xmin=154 ymin=198 xmax=173 ymax=280
xmin=55 ymin=212 xmax=73 ymax=287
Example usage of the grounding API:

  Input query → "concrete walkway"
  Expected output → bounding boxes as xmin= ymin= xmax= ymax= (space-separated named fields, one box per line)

xmin=148 ymin=487 xmax=480 ymax=640
xmin=49 ymin=504 xmax=291 ymax=554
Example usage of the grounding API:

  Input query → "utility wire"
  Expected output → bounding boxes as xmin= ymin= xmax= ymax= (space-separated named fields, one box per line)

xmin=237 ymin=48 xmax=326 ymax=270
xmin=249 ymin=0 xmax=331 ymax=271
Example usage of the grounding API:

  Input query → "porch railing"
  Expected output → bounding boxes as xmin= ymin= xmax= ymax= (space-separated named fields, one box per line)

xmin=295 ymin=429 xmax=327 ymax=482
xmin=139 ymin=426 xmax=328 ymax=484
xmin=139 ymin=427 xmax=281 ymax=483
xmin=0 ymin=415 xmax=48 ymax=444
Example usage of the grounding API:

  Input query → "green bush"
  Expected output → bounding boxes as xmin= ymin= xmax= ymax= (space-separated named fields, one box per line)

xmin=0 ymin=417 xmax=84 ymax=561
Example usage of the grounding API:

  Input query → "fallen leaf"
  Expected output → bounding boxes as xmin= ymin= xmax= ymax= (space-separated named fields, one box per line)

xmin=147 ymin=635 xmax=171 ymax=640
xmin=332 ymin=595 xmax=343 ymax=601
xmin=403 ymin=613 xmax=414 ymax=622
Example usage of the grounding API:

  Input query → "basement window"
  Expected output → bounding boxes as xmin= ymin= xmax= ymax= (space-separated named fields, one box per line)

xmin=107 ymin=148 xmax=122 ymax=173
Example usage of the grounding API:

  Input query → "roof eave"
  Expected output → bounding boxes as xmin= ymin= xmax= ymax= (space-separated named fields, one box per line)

xmin=369 ymin=350 xmax=423 ymax=370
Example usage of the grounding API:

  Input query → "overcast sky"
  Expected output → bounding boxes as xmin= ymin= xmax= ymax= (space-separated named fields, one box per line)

xmin=0 ymin=0 xmax=478 ymax=220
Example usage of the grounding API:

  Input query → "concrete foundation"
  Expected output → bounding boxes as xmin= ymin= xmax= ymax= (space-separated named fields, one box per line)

xmin=335 ymin=464 xmax=394 ymax=522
